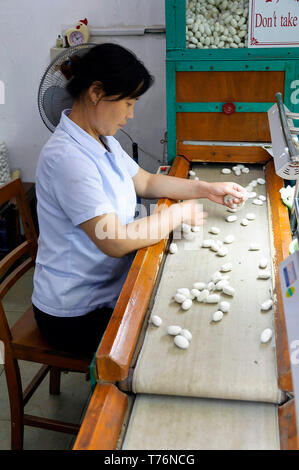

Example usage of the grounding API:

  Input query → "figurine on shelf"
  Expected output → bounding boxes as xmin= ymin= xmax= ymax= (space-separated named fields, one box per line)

xmin=65 ymin=18 xmax=90 ymax=47
xmin=56 ymin=34 xmax=64 ymax=48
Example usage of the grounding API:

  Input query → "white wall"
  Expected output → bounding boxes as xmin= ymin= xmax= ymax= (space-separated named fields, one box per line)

xmin=0 ymin=0 xmax=166 ymax=182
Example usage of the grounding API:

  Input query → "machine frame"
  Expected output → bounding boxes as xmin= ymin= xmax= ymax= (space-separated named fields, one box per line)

xmin=74 ymin=156 xmax=297 ymax=450
xmin=74 ymin=1 xmax=299 ymax=450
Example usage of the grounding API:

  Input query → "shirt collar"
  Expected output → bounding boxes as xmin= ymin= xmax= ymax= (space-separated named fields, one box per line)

xmin=58 ymin=109 xmax=108 ymax=156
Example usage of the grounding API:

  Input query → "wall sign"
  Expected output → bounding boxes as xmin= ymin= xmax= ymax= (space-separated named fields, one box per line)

xmin=249 ymin=0 xmax=299 ymax=47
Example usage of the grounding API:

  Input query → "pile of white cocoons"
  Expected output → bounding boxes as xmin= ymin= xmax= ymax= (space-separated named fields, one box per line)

xmin=0 ymin=141 xmax=11 ymax=184
xmin=186 ymin=0 xmax=249 ymax=49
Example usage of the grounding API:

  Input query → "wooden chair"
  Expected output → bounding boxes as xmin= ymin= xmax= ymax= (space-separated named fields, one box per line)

xmin=0 ymin=178 xmax=91 ymax=450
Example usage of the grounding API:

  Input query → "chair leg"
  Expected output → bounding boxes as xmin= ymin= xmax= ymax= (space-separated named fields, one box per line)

xmin=49 ymin=367 xmax=61 ymax=395
xmin=4 ymin=356 xmax=24 ymax=450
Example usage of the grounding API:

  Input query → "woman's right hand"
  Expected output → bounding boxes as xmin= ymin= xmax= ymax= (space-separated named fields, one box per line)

xmin=180 ymin=199 xmax=207 ymax=227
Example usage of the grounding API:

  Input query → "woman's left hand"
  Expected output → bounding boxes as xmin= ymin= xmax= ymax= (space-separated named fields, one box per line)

xmin=206 ymin=182 xmax=246 ymax=206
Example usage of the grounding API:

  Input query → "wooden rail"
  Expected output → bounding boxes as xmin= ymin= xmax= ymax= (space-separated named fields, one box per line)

xmin=73 ymin=383 xmax=128 ymax=450
xmin=177 ymin=142 xmax=271 ymax=164
xmin=265 ymin=160 xmax=293 ymax=393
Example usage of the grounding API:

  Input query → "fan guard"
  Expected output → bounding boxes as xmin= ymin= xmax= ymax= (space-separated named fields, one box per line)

xmin=38 ymin=43 xmax=97 ymax=132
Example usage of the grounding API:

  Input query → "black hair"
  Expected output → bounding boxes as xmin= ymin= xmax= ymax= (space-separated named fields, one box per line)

xmin=61 ymin=43 xmax=154 ymax=101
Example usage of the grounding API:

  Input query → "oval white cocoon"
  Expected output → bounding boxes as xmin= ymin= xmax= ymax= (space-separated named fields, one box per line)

xmin=193 ymin=282 xmax=206 ymax=290
xmin=261 ymin=299 xmax=273 ymax=311
xmin=257 ymin=178 xmax=265 ymax=185
xmin=212 ymin=271 xmax=223 ymax=283
xmin=191 ymin=288 xmax=200 ymax=297
xmin=258 ymin=270 xmax=271 ymax=280
xmin=174 ymin=335 xmax=190 ymax=349
xmin=215 ymin=280 xmax=229 ymax=291
xmin=217 ymin=247 xmax=228 ymax=256
xmin=259 ymin=258 xmax=268 ymax=269
xmin=224 ymin=195 xmax=234 ymax=205
xmin=210 ymin=243 xmax=219 ymax=252
xmin=197 ymin=289 xmax=210 ymax=302
xmin=151 ymin=315 xmax=162 ymax=327
xmin=224 ymin=234 xmax=235 ymax=244
xmin=182 ymin=298 xmax=193 ymax=310
xmin=177 ymin=288 xmax=190 ymax=297
xmin=206 ymin=294 xmax=221 ymax=303
xmin=253 ymin=199 xmax=263 ymax=206
xmin=219 ymin=301 xmax=230 ymax=313
xmin=222 ymin=285 xmax=235 ymax=296
xmin=181 ymin=329 xmax=192 ymax=341
xmin=202 ymin=239 xmax=214 ymax=248
xmin=181 ymin=223 xmax=191 ymax=234
xmin=207 ymin=281 xmax=216 ymax=291
xmin=260 ymin=328 xmax=272 ymax=343
xmin=169 ymin=243 xmax=178 ymax=254
xmin=220 ymin=263 xmax=232 ymax=272
xmin=174 ymin=293 xmax=186 ymax=304
xmin=212 ymin=310 xmax=223 ymax=322
xmin=226 ymin=215 xmax=238 ymax=222
xmin=209 ymin=226 xmax=220 ymax=234
xmin=167 ymin=325 xmax=182 ymax=336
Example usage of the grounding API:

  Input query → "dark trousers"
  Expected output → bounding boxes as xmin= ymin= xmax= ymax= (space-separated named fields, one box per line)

xmin=33 ymin=304 xmax=113 ymax=356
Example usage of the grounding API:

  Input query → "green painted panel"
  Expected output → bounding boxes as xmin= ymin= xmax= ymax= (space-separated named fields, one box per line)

xmin=293 ymin=61 xmax=299 ymax=115
xmin=165 ymin=0 xmax=176 ymax=50
xmin=166 ymin=48 xmax=299 ymax=60
xmin=166 ymin=61 xmax=177 ymax=163
xmin=174 ymin=61 xmax=288 ymax=72
xmin=284 ymin=62 xmax=296 ymax=111
xmin=175 ymin=0 xmax=186 ymax=50
xmin=176 ymin=102 xmax=274 ymax=113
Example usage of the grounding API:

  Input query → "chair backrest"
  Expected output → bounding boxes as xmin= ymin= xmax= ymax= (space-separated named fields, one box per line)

xmin=0 ymin=178 xmax=37 ymax=342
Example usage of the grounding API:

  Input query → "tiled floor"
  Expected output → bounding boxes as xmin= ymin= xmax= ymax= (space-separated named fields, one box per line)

xmin=0 ymin=268 xmax=92 ymax=450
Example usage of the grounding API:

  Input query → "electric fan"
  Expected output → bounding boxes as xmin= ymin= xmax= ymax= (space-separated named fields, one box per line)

xmin=37 ymin=43 xmax=97 ymax=132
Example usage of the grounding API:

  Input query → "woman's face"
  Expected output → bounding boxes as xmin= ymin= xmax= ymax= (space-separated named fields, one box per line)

xmin=93 ymin=95 xmax=137 ymax=136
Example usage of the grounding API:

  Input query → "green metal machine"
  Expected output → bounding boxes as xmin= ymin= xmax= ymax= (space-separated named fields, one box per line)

xmin=165 ymin=0 xmax=299 ymax=163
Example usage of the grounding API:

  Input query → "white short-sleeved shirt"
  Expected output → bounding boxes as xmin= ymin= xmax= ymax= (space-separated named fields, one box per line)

xmin=32 ymin=109 xmax=139 ymax=317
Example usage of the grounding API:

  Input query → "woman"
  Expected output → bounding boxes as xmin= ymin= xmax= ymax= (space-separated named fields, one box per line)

xmin=32 ymin=43 xmax=245 ymax=355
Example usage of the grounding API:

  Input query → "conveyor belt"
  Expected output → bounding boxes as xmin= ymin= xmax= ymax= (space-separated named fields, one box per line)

xmin=74 ymin=160 xmax=296 ymax=451
xmin=132 ymin=163 xmax=284 ymax=404
xmin=122 ymin=394 xmax=280 ymax=450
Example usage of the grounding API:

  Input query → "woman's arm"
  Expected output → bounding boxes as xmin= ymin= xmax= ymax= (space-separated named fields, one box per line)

xmin=133 ymin=168 xmax=209 ymax=200
xmin=80 ymin=199 xmax=206 ymax=258
xmin=133 ymin=168 xmax=246 ymax=206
